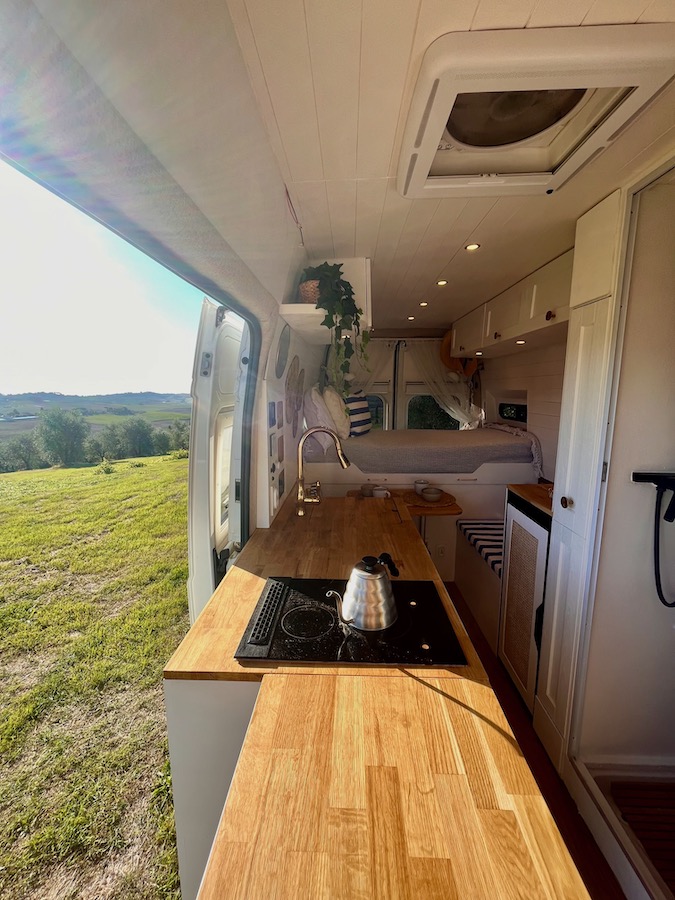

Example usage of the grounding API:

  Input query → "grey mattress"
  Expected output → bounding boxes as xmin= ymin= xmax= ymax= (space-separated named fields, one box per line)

xmin=306 ymin=428 xmax=534 ymax=474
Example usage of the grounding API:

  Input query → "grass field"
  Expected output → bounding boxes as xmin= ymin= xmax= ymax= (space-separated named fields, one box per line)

xmin=0 ymin=457 xmax=190 ymax=899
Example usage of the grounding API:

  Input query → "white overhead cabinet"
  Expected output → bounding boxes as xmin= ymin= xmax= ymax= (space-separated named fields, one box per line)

xmin=533 ymin=191 xmax=623 ymax=772
xmin=451 ymin=304 xmax=485 ymax=355
xmin=451 ymin=250 xmax=573 ymax=358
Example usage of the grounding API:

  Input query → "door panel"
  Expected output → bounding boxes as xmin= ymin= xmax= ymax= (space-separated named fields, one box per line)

xmin=188 ymin=298 xmax=249 ymax=623
xmin=553 ymin=295 xmax=614 ymax=538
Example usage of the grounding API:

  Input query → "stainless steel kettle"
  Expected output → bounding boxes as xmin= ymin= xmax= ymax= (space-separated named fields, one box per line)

xmin=328 ymin=553 xmax=400 ymax=631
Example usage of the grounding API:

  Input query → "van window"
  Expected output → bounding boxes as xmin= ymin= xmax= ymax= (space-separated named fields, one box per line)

xmin=366 ymin=395 xmax=386 ymax=429
xmin=407 ymin=395 xmax=460 ymax=430
xmin=498 ymin=402 xmax=527 ymax=423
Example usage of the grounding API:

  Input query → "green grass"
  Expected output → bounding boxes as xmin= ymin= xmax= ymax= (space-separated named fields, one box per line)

xmin=0 ymin=457 xmax=190 ymax=898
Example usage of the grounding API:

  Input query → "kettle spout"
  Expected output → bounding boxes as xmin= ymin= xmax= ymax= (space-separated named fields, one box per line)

xmin=326 ymin=590 xmax=354 ymax=628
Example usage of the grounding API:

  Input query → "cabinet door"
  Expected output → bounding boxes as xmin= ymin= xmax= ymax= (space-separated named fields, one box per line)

xmin=527 ymin=251 xmax=573 ymax=329
xmin=569 ymin=191 xmax=622 ymax=308
xmin=534 ymin=522 xmax=586 ymax=769
xmin=452 ymin=304 xmax=485 ymax=355
xmin=553 ymin=295 xmax=614 ymax=538
xmin=499 ymin=504 xmax=549 ymax=712
xmin=484 ymin=284 xmax=526 ymax=343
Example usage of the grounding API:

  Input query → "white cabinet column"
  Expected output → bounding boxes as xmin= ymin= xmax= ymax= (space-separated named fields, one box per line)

xmin=534 ymin=191 xmax=624 ymax=772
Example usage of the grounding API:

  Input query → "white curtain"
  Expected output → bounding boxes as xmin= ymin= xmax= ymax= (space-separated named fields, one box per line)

xmin=327 ymin=339 xmax=394 ymax=395
xmin=405 ymin=339 xmax=483 ymax=429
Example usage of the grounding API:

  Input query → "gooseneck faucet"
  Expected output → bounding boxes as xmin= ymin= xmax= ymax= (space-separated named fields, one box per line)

xmin=297 ymin=427 xmax=350 ymax=516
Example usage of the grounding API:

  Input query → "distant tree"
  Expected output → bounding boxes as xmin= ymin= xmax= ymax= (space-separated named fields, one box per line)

xmin=0 ymin=443 xmax=18 ymax=473
xmin=85 ymin=436 xmax=106 ymax=463
xmin=169 ymin=419 xmax=190 ymax=451
xmin=153 ymin=429 xmax=171 ymax=455
xmin=100 ymin=424 xmax=125 ymax=460
xmin=35 ymin=408 xmax=90 ymax=467
xmin=7 ymin=434 xmax=46 ymax=470
xmin=121 ymin=418 xmax=155 ymax=457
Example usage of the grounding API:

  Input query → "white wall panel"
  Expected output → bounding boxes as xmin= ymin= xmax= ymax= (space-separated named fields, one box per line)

xmin=579 ymin=184 xmax=675 ymax=764
xmin=482 ymin=342 xmax=567 ymax=481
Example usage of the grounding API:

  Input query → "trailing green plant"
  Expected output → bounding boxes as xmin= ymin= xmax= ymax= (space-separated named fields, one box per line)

xmin=299 ymin=262 xmax=370 ymax=394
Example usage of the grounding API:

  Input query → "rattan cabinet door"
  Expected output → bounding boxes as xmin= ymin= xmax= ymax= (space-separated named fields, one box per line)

xmin=499 ymin=503 xmax=550 ymax=711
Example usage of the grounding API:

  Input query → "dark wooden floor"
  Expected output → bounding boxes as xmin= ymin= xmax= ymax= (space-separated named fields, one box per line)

xmin=448 ymin=584 xmax=627 ymax=900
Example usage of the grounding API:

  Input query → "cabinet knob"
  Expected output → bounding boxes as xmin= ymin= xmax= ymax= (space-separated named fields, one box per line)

xmin=546 ymin=310 xmax=556 ymax=321
xmin=560 ymin=496 xmax=574 ymax=509
xmin=493 ymin=331 xmax=501 ymax=340
xmin=459 ymin=345 xmax=465 ymax=352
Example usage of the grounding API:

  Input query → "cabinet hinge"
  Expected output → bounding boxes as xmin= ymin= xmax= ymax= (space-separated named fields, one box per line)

xmin=601 ymin=461 xmax=608 ymax=482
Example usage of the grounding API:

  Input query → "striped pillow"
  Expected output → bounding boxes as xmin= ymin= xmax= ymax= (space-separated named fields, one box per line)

xmin=345 ymin=390 xmax=371 ymax=436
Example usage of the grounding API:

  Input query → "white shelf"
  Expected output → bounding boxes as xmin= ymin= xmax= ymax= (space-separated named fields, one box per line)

xmin=280 ymin=257 xmax=371 ymax=344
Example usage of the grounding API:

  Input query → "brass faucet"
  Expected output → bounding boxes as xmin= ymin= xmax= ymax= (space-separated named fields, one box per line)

xmin=297 ymin=427 xmax=350 ymax=516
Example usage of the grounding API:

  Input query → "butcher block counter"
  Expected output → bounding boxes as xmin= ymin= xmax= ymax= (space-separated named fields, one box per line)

xmin=163 ymin=495 xmax=589 ymax=900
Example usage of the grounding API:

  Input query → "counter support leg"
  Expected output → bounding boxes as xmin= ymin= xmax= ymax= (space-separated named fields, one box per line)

xmin=163 ymin=678 xmax=260 ymax=900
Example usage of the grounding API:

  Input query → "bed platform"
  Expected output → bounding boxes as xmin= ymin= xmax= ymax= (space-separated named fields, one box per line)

xmin=307 ymin=427 xmax=536 ymax=473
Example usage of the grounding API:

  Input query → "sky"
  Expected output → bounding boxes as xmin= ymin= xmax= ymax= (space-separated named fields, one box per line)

xmin=0 ymin=160 xmax=205 ymax=395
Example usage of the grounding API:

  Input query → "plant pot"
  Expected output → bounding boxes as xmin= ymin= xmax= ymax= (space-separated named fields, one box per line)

xmin=298 ymin=280 xmax=320 ymax=304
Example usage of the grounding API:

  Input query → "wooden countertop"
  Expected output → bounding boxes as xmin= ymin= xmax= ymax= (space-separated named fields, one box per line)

xmin=508 ymin=483 xmax=554 ymax=517
xmin=198 ymin=673 xmax=590 ymax=899
xmin=164 ymin=494 xmax=484 ymax=681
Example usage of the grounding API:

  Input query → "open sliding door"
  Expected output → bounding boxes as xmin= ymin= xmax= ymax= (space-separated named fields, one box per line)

xmin=188 ymin=298 xmax=250 ymax=623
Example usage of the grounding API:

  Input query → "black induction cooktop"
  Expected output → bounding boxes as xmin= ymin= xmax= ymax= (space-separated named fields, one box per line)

xmin=235 ymin=577 xmax=467 ymax=666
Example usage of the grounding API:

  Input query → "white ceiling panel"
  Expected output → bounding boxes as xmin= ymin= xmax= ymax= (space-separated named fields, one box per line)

xmin=356 ymin=0 xmax=420 ymax=179
xmin=525 ymin=0 xmax=594 ymax=27
xmin=640 ymin=1 xmax=675 ymax=22
xmin=291 ymin=181 xmax=334 ymax=259
xmin=354 ymin=178 xmax=389 ymax=257
xmin=326 ymin=180 xmax=358 ymax=259
xmin=18 ymin=0 xmax=674 ymax=332
xmin=581 ymin=0 xmax=652 ymax=25
xmin=244 ymin=0 xmax=324 ymax=182
xmin=306 ymin=0 xmax=362 ymax=180
xmin=471 ymin=0 xmax=536 ymax=30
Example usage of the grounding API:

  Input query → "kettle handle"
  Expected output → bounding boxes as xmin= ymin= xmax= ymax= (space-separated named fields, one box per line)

xmin=378 ymin=553 xmax=399 ymax=577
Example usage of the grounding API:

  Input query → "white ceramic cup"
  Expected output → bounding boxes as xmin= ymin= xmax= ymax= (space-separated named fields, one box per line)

xmin=414 ymin=479 xmax=429 ymax=495
xmin=373 ymin=487 xmax=391 ymax=498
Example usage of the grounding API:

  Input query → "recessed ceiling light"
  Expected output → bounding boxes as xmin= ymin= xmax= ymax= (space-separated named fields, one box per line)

xmin=465 ymin=243 xmax=480 ymax=251
xmin=516 ymin=339 xmax=526 ymax=344
xmin=475 ymin=351 xmax=483 ymax=356
xmin=419 ymin=302 xmax=428 ymax=307
xmin=437 ymin=280 xmax=447 ymax=286
xmin=407 ymin=315 xmax=415 ymax=321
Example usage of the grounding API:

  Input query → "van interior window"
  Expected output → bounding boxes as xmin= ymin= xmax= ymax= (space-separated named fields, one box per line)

xmin=498 ymin=402 xmax=528 ymax=423
xmin=407 ymin=395 xmax=460 ymax=430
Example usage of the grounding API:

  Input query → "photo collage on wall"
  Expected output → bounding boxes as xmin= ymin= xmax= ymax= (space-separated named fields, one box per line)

xmin=267 ymin=324 xmax=305 ymax=515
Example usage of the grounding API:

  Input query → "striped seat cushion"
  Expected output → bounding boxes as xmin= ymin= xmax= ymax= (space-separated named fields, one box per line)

xmin=457 ymin=519 xmax=504 ymax=579
xmin=345 ymin=390 xmax=371 ymax=436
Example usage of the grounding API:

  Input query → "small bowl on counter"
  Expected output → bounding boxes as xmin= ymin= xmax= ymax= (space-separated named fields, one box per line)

xmin=420 ymin=487 xmax=442 ymax=503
